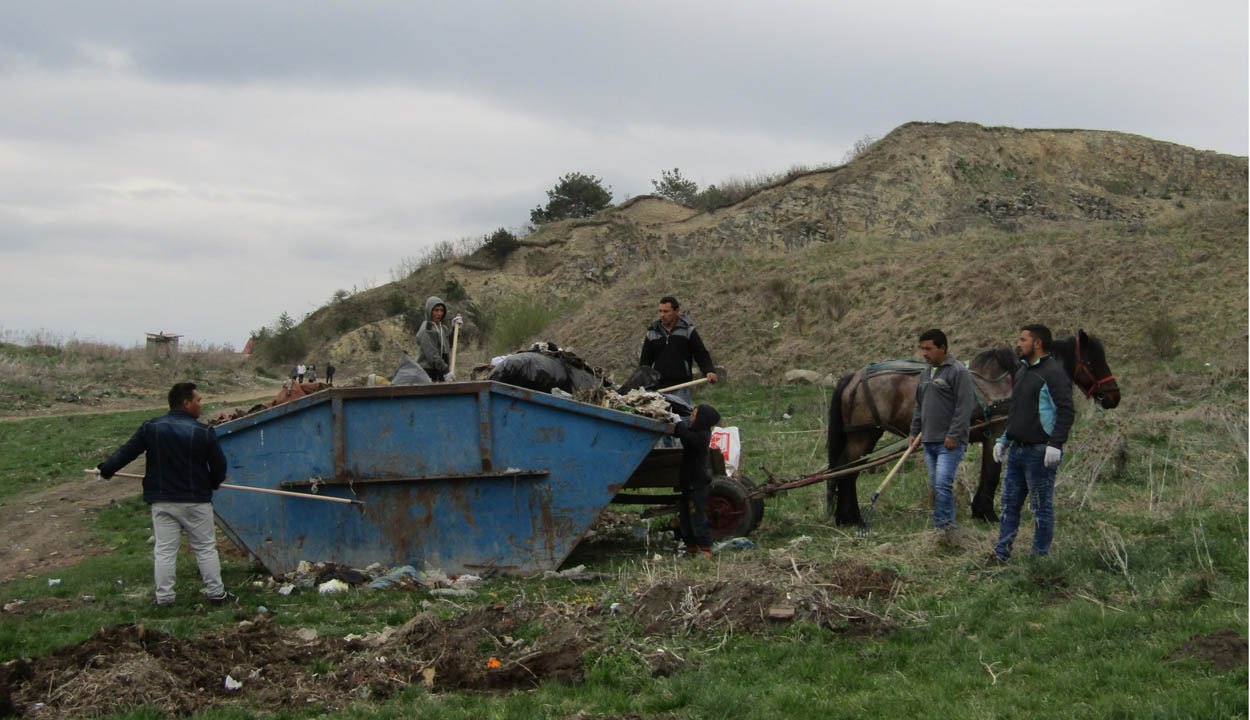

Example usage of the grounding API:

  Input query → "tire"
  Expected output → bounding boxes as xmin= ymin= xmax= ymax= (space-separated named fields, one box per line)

xmin=733 ymin=474 xmax=765 ymax=533
xmin=707 ymin=475 xmax=759 ymax=541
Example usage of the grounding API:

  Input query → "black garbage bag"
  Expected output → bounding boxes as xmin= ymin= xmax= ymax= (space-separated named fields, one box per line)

xmin=391 ymin=352 xmax=432 ymax=385
xmin=619 ymin=365 xmax=661 ymax=393
xmin=488 ymin=352 xmax=600 ymax=393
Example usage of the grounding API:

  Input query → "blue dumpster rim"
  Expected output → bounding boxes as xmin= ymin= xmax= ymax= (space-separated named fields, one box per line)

xmin=213 ymin=380 xmax=675 ymax=438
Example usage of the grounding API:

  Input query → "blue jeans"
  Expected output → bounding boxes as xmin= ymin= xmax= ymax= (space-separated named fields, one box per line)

xmin=994 ymin=443 xmax=1055 ymax=559
xmin=923 ymin=442 xmax=966 ymax=529
xmin=678 ymin=481 xmax=710 ymax=549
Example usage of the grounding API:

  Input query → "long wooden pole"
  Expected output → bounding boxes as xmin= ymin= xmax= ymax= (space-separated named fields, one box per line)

xmin=449 ymin=323 xmax=461 ymax=378
xmin=867 ymin=435 xmax=923 ymax=506
xmin=656 ymin=377 xmax=710 ymax=393
xmin=84 ymin=469 xmax=363 ymax=505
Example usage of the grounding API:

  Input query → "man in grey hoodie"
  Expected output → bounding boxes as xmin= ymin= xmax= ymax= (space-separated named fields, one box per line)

xmin=908 ymin=329 xmax=975 ymax=531
xmin=416 ymin=296 xmax=462 ymax=381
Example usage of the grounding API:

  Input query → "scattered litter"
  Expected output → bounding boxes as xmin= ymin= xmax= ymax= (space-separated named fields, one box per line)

xmin=317 ymin=579 xmax=349 ymax=594
xmin=789 ymin=535 xmax=812 ymax=546
xmin=47 ymin=579 xmax=60 ymax=587
xmin=713 ymin=537 xmax=757 ymax=552
xmin=421 ymin=667 xmax=436 ymax=687
xmin=342 ymin=633 xmax=363 ymax=643
xmin=256 ymin=606 xmax=269 ymax=614
xmin=146 ymin=535 xmax=155 ymax=544
xmin=453 ymin=574 xmax=482 ymax=587
xmin=609 ymin=602 xmax=621 ymax=613
xmin=542 ymin=564 xmax=614 ymax=582
xmin=294 ymin=628 xmax=318 ymax=642
xmin=767 ymin=605 xmax=796 ymax=621
xmin=360 ymin=627 xmax=397 ymax=648
xmin=367 ymin=565 xmax=419 ymax=590
xmin=652 ymin=554 xmax=664 ymax=561
xmin=486 ymin=657 xmax=501 ymax=669
xmin=277 ymin=584 xmax=294 ymax=596
xmin=430 ymin=588 xmax=476 ymax=598
xmin=224 ymin=675 xmax=243 ymax=691
xmin=78 ymin=595 xmax=94 ymax=602
xmin=2 ymin=600 xmax=26 ymax=612
xmin=296 ymin=560 xmax=313 ymax=575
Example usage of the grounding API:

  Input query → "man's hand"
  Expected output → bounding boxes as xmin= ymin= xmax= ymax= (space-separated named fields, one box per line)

xmin=706 ymin=372 xmax=718 ymax=384
xmin=1044 ymin=446 xmax=1062 ymax=469
xmin=444 ymin=372 xmax=456 ymax=382
xmin=992 ymin=442 xmax=1006 ymax=464
xmin=452 ymin=314 xmax=464 ymax=327
xmin=943 ymin=437 xmax=957 ymax=450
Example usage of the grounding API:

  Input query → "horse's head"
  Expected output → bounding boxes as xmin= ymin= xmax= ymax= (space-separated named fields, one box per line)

xmin=1073 ymin=329 xmax=1119 ymax=409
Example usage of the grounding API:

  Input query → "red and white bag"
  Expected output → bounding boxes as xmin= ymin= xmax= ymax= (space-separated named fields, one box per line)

xmin=709 ymin=426 xmax=741 ymax=477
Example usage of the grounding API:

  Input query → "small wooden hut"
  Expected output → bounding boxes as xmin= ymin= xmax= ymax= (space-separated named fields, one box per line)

xmin=145 ymin=332 xmax=182 ymax=359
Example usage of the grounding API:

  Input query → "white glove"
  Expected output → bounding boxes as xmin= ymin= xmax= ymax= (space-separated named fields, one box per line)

xmin=669 ymin=413 xmax=682 ymax=424
xmin=452 ymin=314 xmax=464 ymax=327
xmin=444 ymin=372 xmax=456 ymax=382
xmin=1044 ymin=446 xmax=1062 ymax=469
xmin=992 ymin=442 xmax=1007 ymax=464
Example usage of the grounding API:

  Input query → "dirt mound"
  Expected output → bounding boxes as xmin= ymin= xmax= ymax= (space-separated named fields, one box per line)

xmin=1167 ymin=629 xmax=1248 ymax=671
xmin=3 ymin=603 xmax=602 ymax=718
xmin=627 ymin=562 xmax=901 ymax=638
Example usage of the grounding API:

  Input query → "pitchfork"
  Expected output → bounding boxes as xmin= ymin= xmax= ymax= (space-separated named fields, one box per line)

xmin=859 ymin=435 xmax=923 ymax=537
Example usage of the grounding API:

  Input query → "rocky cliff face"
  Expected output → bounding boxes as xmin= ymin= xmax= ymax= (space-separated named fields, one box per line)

xmin=444 ymin=122 xmax=1247 ymax=304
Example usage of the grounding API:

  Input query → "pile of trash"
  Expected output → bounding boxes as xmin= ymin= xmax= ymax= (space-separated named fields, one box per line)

xmin=574 ymin=387 xmax=676 ymax=422
xmin=484 ymin=342 xmax=612 ymax=394
xmin=256 ymin=561 xmax=485 ymax=598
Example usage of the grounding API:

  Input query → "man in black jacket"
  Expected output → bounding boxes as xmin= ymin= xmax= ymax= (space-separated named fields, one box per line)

xmin=990 ymin=324 xmax=1075 ymax=561
xmin=672 ymin=404 xmax=722 ymax=558
xmin=639 ymin=296 xmax=717 ymax=406
xmin=98 ymin=382 xmax=234 ymax=606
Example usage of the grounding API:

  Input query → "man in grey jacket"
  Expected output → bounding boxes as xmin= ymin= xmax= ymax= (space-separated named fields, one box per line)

xmin=908 ymin=329 xmax=976 ymax=530
xmin=416 ymin=296 xmax=462 ymax=382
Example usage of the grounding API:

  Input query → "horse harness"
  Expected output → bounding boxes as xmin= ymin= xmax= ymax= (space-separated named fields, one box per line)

xmin=845 ymin=360 xmax=1009 ymax=435
xmin=1072 ymin=334 xmax=1117 ymax=398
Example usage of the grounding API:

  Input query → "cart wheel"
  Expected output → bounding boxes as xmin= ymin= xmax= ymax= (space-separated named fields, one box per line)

xmin=734 ymin=474 xmax=765 ymax=533
xmin=707 ymin=475 xmax=759 ymax=540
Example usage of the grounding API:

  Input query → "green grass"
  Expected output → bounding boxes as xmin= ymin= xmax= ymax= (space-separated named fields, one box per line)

xmin=0 ymin=378 xmax=1245 ymax=719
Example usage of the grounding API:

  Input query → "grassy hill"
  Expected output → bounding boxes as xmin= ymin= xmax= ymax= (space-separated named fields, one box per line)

xmin=280 ymin=121 xmax=1247 ymax=389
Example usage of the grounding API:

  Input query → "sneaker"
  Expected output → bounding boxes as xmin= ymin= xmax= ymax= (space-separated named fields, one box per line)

xmin=151 ymin=599 xmax=174 ymax=608
xmin=208 ymin=591 xmax=238 ymax=606
xmin=985 ymin=551 xmax=1009 ymax=566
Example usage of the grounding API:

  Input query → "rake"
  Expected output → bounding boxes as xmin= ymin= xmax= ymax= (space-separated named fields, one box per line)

xmin=860 ymin=435 xmax=923 ymax=537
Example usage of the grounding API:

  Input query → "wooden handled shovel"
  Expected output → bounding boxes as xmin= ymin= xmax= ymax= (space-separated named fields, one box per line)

xmin=449 ymin=322 xmax=461 ymax=379
xmin=860 ymin=435 xmax=923 ymax=535
xmin=85 ymin=469 xmax=364 ymax=505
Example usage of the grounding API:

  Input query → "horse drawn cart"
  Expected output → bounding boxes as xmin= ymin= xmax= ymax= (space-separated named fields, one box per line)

xmin=210 ymin=381 xmax=764 ymax=577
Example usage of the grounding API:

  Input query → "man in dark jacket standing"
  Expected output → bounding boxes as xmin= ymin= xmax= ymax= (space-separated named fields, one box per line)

xmin=990 ymin=324 xmax=1075 ymax=561
xmin=672 ymin=404 xmax=723 ymax=558
xmin=97 ymin=382 xmax=234 ymax=606
xmin=908 ymin=329 xmax=976 ymax=531
xmin=639 ymin=296 xmax=717 ymax=406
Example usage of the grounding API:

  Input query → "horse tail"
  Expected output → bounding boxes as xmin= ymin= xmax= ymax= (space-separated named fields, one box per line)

xmin=827 ymin=372 xmax=855 ymax=468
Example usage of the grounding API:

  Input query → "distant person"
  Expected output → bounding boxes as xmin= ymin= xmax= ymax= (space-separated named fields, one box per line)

xmin=672 ymin=404 xmax=722 ymax=558
xmin=908 ymin=329 xmax=975 ymax=532
xmin=639 ymin=296 xmax=717 ymax=408
xmin=307 ymin=364 xmax=317 ymax=383
xmin=416 ymin=296 xmax=463 ymax=382
xmin=96 ymin=382 xmax=236 ymax=607
xmin=290 ymin=365 xmax=299 ymax=382
xmin=990 ymin=324 xmax=1075 ymax=562
xmin=296 ymin=363 xmax=306 ymax=382
xmin=325 ymin=362 xmax=336 ymax=386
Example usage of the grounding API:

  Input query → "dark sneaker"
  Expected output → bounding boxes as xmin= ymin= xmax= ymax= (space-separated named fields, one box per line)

xmin=208 ymin=591 xmax=239 ymax=606
xmin=985 ymin=551 xmax=1009 ymax=566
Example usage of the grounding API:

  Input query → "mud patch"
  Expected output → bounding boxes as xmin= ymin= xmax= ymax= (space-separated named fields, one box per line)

xmin=1167 ymin=629 xmax=1248 ymax=672
xmin=4 ymin=604 xmax=600 ymax=719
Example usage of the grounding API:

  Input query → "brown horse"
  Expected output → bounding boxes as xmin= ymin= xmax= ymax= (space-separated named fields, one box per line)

xmin=825 ymin=330 xmax=1120 ymax=527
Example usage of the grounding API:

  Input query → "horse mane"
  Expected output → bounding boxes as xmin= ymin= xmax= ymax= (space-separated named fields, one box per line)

xmin=970 ymin=347 xmax=1018 ymax=377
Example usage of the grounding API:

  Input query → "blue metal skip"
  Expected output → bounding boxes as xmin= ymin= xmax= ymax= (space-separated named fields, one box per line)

xmin=212 ymin=382 xmax=671 ymax=576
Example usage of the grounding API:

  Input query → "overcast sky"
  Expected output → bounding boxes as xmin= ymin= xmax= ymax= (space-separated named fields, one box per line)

xmin=1 ymin=1 xmax=1245 ymax=349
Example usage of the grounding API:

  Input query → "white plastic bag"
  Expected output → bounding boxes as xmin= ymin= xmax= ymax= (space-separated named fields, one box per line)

xmin=709 ymin=426 xmax=741 ymax=476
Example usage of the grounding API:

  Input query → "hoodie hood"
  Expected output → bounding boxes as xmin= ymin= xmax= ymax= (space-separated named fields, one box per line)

xmin=692 ymin=404 xmax=721 ymax=432
xmin=423 ymin=296 xmax=446 ymax=324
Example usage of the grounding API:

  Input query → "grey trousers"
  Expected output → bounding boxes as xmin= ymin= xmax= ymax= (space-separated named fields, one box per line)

xmin=150 ymin=502 xmax=224 ymax=603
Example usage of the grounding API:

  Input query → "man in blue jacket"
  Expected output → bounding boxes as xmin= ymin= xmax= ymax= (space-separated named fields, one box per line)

xmin=991 ymin=325 xmax=1075 ymax=561
xmin=97 ymin=382 xmax=234 ymax=606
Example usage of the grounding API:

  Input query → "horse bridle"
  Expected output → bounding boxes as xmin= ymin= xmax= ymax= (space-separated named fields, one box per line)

xmin=1073 ymin=335 xmax=1117 ymax=399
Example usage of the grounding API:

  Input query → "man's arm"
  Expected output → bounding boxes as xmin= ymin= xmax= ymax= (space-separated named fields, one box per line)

xmin=98 ymin=424 xmax=148 ymax=479
xmin=1044 ymin=365 xmax=1076 ymax=449
xmin=207 ymin=427 xmax=228 ymax=489
xmin=688 ymin=328 xmax=715 ymax=377
xmin=639 ymin=333 xmax=655 ymax=368
xmin=909 ymin=382 xmax=923 ymax=439
xmin=947 ymin=367 xmax=976 ymax=444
